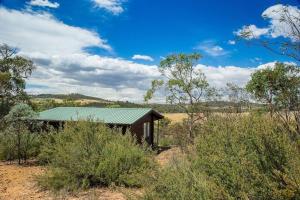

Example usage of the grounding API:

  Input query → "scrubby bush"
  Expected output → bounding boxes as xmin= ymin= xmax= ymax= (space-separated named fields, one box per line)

xmin=0 ymin=129 xmax=41 ymax=162
xmin=38 ymin=121 xmax=155 ymax=191
xmin=195 ymin=114 xmax=300 ymax=200
xmin=0 ymin=103 xmax=41 ymax=164
xmin=144 ymin=114 xmax=300 ymax=200
xmin=144 ymin=159 xmax=230 ymax=200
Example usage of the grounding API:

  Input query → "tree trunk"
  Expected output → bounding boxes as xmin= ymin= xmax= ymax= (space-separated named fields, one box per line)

xmin=188 ymin=113 xmax=194 ymax=142
xmin=17 ymin=132 xmax=21 ymax=165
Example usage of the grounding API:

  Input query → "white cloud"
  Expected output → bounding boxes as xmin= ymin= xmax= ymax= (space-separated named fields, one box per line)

xmin=25 ymin=51 xmax=281 ymax=102
xmin=228 ymin=40 xmax=236 ymax=45
xmin=28 ymin=0 xmax=60 ymax=8
xmin=263 ymin=4 xmax=300 ymax=41
xmin=25 ymin=53 xmax=161 ymax=102
xmin=0 ymin=7 xmax=112 ymax=54
xmin=132 ymin=54 xmax=154 ymax=61
xmin=196 ymin=64 xmax=254 ymax=88
xmin=235 ymin=25 xmax=269 ymax=39
xmin=92 ymin=0 xmax=125 ymax=15
xmin=194 ymin=40 xmax=229 ymax=57
xmin=256 ymin=61 xmax=296 ymax=69
xmin=235 ymin=4 xmax=300 ymax=41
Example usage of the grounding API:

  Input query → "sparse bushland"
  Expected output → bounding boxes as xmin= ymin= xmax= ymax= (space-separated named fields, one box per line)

xmin=37 ymin=121 xmax=156 ymax=191
xmin=144 ymin=114 xmax=300 ymax=200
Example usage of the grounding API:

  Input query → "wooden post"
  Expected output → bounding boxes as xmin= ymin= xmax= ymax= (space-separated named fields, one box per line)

xmin=150 ymin=115 xmax=154 ymax=146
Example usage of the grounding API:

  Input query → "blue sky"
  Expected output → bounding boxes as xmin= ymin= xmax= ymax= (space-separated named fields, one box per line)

xmin=0 ymin=0 xmax=299 ymax=101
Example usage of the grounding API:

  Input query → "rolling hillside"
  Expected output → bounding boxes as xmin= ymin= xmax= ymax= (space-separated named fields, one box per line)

xmin=30 ymin=93 xmax=263 ymax=113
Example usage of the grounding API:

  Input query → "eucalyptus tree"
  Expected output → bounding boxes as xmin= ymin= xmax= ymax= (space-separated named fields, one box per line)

xmin=145 ymin=53 xmax=218 ymax=140
xmin=246 ymin=62 xmax=300 ymax=136
xmin=0 ymin=44 xmax=35 ymax=118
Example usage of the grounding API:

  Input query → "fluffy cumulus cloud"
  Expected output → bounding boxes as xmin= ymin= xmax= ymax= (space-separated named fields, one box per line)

xmin=263 ymin=4 xmax=300 ymax=41
xmin=0 ymin=7 xmax=112 ymax=54
xmin=196 ymin=61 xmax=288 ymax=88
xmin=28 ymin=53 xmax=278 ymax=102
xmin=132 ymin=54 xmax=154 ymax=61
xmin=194 ymin=40 xmax=229 ymax=57
xmin=235 ymin=25 xmax=269 ymax=39
xmin=235 ymin=4 xmax=300 ymax=41
xmin=92 ymin=0 xmax=125 ymax=15
xmin=28 ymin=0 xmax=60 ymax=8
xmin=25 ymin=53 xmax=160 ymax=101
xmin=196 ymin=64 xmax=254 ymax=88
xmin=0 ymin=7 xmax=158 ymax=102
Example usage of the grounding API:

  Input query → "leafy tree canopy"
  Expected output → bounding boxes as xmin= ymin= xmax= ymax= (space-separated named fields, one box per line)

xmin=246 ymin=62 xmax=300 ymax=136
xmin=0 ymin=44 xmax=35 ymax=118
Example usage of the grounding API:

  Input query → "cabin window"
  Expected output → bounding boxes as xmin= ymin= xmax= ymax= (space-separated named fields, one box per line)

xmin=143 ymin=122 xmax=150 ymax=138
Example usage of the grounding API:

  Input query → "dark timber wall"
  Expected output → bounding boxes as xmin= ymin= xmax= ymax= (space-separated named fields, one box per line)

xmin=130 ymin=114 xmax=154 ymax=145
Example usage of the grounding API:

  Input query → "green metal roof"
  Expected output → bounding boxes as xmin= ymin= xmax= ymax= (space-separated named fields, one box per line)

xmin=36 ymin=107 xmax=162 ymax=125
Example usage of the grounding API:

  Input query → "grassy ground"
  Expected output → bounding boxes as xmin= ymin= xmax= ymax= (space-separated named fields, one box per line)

xmin=0 ymin=147 xmax=180 ymax=200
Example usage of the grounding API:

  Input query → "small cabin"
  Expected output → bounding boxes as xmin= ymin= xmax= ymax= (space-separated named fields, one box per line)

xmin=35 ymin=107 xmax=164 ymax=146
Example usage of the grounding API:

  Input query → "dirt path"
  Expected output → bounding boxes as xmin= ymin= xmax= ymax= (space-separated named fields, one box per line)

xmin=0 ymin=162 xmax=132 ymax=200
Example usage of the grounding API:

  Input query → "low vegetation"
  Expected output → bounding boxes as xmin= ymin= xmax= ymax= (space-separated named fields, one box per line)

xmin=37 ymin=121 xmax=155 ymax=191
xmin=0 ymin=104 xmax=41 ymax=164
xmin=145 ymin=114 xmax=300 ymax=200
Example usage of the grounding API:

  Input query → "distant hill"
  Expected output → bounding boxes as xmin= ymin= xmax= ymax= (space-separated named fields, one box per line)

xmin=30 ymin=93 xmax=110 ymax=102
xmin=30 ymin=93 xmax=144 ymax=111
xmin=30 ymin=93 xmax=264 ymax=113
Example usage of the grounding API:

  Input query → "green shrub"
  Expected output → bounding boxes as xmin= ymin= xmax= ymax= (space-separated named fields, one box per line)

xmin=144 ymin=159 xmax=230 ymax=200
xmin=38 ymin=121 xmax=155 ymax=191
xmin=193 ymin=114 xmax=300 ymax=200
xmin=0 ymin=103 xmax=41 ymax=163
xmin=144 ymin=114 xmax=300 ymax=200
xmin=0 ymin=128 xmax=41 ymax=162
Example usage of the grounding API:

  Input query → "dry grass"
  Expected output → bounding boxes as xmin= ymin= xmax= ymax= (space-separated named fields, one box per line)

xmin=164 ymin=113 xmax=188 ymax=123
xmin=164 ymin=112 xmax=252 ymax=123
xmin=74 ymin=99 xmax=112 ymax=105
